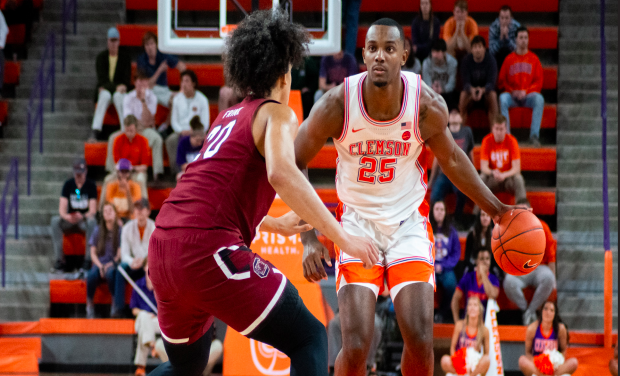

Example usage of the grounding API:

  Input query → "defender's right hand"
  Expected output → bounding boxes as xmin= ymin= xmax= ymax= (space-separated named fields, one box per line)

xmin=340 ymin=234 xmax=380 ymax=269
xmin=302 ymin=236 xmax=332 ymax=283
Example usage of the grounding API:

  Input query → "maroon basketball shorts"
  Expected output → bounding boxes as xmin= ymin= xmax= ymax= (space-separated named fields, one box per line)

xmin=148 ymin=228 xmax=287 ymax=345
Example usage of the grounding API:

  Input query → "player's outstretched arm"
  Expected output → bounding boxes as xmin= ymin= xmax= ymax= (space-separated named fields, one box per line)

xmin=259 ymin=212 xmax=313 ymax=237
xmin=294 ymin=86 xmax=348 ymax=282
xmin=419 ymin=81 xmax=508 ymax=221
xmin=259 ymin=102 xmax=379 ymax=272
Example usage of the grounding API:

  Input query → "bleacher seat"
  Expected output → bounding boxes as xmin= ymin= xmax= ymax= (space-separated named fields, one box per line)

xmin=124 ymin=0 xmax=558 ymax=13
xmin=49 ymin=279 xmax=132 ymax=304
xmin=6 ymin=24 xmax=26 ymax=46
xmin=467 ymin=105 xmax=557 ymax=130
xmin=0 ymin=101 xmax=8 ymax=125
xmin=3 ymin=61 xmax=20 ymax=85
xmin=63 ymin=232 xmax=86 ymax=256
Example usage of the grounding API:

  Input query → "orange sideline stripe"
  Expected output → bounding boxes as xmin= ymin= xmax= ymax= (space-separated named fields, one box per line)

xmin=0 ymin=321 xmax=40 ymax=336
xmin=39 ymin=318 xmax=134 ymax=335
xmin=0 ymin=338 xmax=41 ymax=358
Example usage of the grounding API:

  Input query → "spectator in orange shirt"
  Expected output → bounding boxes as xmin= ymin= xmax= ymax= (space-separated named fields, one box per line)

xmin=498 ymin=26 xmax=544 ymax=147
xmin=503 ymin=199 xmax=557 ymax=326
xmin=443 ymin=0 xmax=478 ymax=59
xmin=101 ymin=115 xmax=149 ymax=200
xmin=103 ymin=158 xmax=142 ymax=221
xmin=479 ymin=115 xmax=527 ymax=203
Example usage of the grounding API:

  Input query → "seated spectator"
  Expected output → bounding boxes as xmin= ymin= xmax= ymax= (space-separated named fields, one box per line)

xmin=86 ymin=202 xmax=122 ymax=319
xmin=422 ymin=39 xmax=458 ymax=110
xmin=451 ymin=249 xmax=499 ymax=323
xmin=498 ymin=26 xmax=544 ymax=147
xmin=489 ymin=5 xmax=521 ymax=70
xmin=102 ymin=159 xmax=142 ymax=222
xmin=503 ymin=199 xmax=556 ymax=325
xmin=102 ymin=115 xmax=149 ymax=200
xmin=50 ymin=159 xmax=98 ymax=272
xmin=519 ymin=302 xmax=579 ymax=376
xmin=105 ymin=70 xmax=165 ymax=181
xmin=411 ymin=0 xmax=441 ymax=62
xmin=2 ymin=0 xmax=34 ymax=43
xmin=0 ymin=11 xmax=7 ymax=99
xmin=114 ymin=198 xmax=155 ymax=319
xmin=130 ymin=262 xmax=165 ymax=376
xmin=430 ymin=200 xmax=460 ymax=323
xmin=480 ymin=115 xmax=527 ymax=204
xmin=176 ymin=116 xmax=206 ymax=180
xmin=137 ymin=31 xmax=186 ymax=109
xmin=440 ymin=296 xmax=490 ymax=376
xmin=403 ymin=37 xmax=422 ymax=75
xmin=459 ymin=36 xmax=499 ymax=127
xmin=166 ymin=70 xmax=209 ymax=174
xmin=461 ymin=210 xmax=503 ymax=282
xmin=90 ymin=27 xmax=132 ymax=141
xmin=443 ymin=0 xmax=478 ymax=59
xmin=314 ymin=51 xmax=358 ymax=103
xmin=291 ymin=57 xmax=319 ymax=119
xmin=429 ymin=110 xmax=473 ymax=224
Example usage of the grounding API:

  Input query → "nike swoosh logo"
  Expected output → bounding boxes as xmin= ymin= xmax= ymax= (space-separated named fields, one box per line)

xmin=523 ymin=260 xmax=538 ymax=269
xmin=352 ymin=128 xmax=365 ymax=133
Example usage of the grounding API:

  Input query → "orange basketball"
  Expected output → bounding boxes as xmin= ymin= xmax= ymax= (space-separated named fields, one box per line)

xmin=491 ymin=209 xmax=546 ymax=276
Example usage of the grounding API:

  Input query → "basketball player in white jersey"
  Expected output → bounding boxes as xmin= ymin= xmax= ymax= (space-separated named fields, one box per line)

xmin=294 ymin=18 xmax=518 ymax=376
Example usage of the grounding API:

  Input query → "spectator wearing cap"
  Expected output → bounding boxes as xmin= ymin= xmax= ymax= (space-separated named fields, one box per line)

xmin=101 ymin=115 xmax=149 ymax=201
xmin=443 ymin=0 xmax=479 ymax=59
xmin=422 ymin=39 xmax=458 ymax=110
xmin=498 ymin=26 xmax=544 ymax=147
xmin=102 ymin=158 xmax=142 ymax=222
xmin=137 ymin=31 xmax=186 ymax=109
xmin=314 ymin=51 xmax=358 ymax=103
xmin=176 ymin=116 xmax=206 ymax=180
xmin=114 ymin=198 xmax=155 ymax=318
xmin=458 ymin=36 xmax=499 ymax=127
xmin=166 ymin=70 xmax=210 ymax=174
xmin=105 ymin=72 xmax=165 ymax=182
xmin=90 ymin=27 xmax=132 ymax=141
xmin=503 ymin=199 xmax=556 ymax=325
xmin=411 ymin=0 xmax=441 ymax=62
xmin=489 ymin=5 xmax=521 ymax=69
xmin=50 ymin=159 xmax=98 ymax=272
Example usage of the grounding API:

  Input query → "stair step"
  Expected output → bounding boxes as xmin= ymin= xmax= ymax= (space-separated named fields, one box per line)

xmin=3 ymin=271 xmax=49 ymax=287
xmin=0 ymin=139 xmax=86 ymax=154
xmin=16 ymin=86 xmax=98 ymax=100
xmin=0 ymin=286 xmax=49 ymax=305
xmin=11 ymin=98 xmax=98 ymax=113
xmin=559 ymin=39 xmax=618 ymax=52
xmin=5 ymin=238 xmax=54 ymax=256
xmin=560 ymin=313 xmax=618 ymax=331
xmin=556 ymin=116 xmax=618 ymax=131
xmin=560 ymin=13 xmax=619 ymax=25
xmin=559 ymin=65 xmax=618 ymax=80
xmin=557 ymin=295 xmax=618 ymax=315
xmin=6 ymin=255 xmax=53 ymax=273
xmin=558 ymin=89 xmax=619 ymax=103
xmin=13 ymin=209 xmax=58 ymax=226
xmin=42 ymin=9 xmax=123 ymax=23
xmin=4 ymin=125 xmax=91 ymax=140
xmin=557 ymin=145 xmax=618 ymax=160
xmin=558 ymin=103 xmax=618 ymax=118
xmin=557 ymin=131 xmax=619 ymax=146
xmin=558 ymin=77 xmax=619 ymax=90
xmin=28 ymin=46 xmax=108 ymax=62
xmin=560 ymin=2 xmax=618 ymax=13
xmin=558 ymin=187 xmax=619 ymax=202
xmin=557 ymin=159 xmax=618 ymax=175
xmin=0 ymin=304 xmax=49 ymax=321
xmin=557 ymin=216 xmax=619 ymax=233
xmin=557 ymin=202 xmax=618 ymax=217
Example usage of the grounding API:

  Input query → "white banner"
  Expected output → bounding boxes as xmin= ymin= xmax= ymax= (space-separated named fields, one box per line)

xmin=484 ymin=299 xmax=504 ymax=376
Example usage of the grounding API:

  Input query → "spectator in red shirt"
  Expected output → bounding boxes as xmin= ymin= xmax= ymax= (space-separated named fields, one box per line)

xmin=479 ymin=114 xmax=527 ymax=203
xmin=101 ymin=115 xmax=149 ymax=200
xmin=498 ymin=26 xmax=544 ymax=147
xmin=503 ymin=199 xmax=557 ymax=326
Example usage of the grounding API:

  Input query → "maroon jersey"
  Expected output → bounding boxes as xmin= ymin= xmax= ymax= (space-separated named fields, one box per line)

xmin=156 ymin=98 xmax=278 ymax=249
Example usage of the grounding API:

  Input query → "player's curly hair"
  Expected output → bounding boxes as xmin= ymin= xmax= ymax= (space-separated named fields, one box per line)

xmin=224 ymin=9 xmax=310 ymax=99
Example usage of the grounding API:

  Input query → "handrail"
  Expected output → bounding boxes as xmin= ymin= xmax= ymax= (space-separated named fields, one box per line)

xmin=26 ymin=32 xmax=55 ymax=196
xmin=62 ymin=0 xmax=77 ymax=73
xmin=0 ymin=158 xmax=19 ymax=288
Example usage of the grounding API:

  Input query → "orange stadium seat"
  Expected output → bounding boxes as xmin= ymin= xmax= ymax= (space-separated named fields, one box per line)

xmin=125 ymin=0 xmax=558 ymax=14
xmin=38 ymin=318 xmax=134 ymax=335
xmin=63 ymin=232 xmax=86 ymax=256
xmin=49 ymin=279 xmax=132 ymax=304
xmin=4 ymin=61 xmax=20 ymax=85
xmin=84 ymin=141 xmax=169 ymax=167
xmin=6 ymin=24 xmax=26 ymax=46
xmin=466 ymin=105 xmax=557 ymax=130
xmin=129 ymin=61 xmax=225 ymax=87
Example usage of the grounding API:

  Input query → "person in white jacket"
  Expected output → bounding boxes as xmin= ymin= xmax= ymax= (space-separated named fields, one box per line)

xmin=0 ymin=11 xmax=9 ymax=98
xmin=165 ymin=69 xmax=210 ymax=173
xmin=113 ymin=198 xmax=156 ymax=317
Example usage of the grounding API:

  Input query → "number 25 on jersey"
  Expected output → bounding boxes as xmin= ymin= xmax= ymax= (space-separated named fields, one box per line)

xmin=357 ymin=156 xmax=397 ymax=184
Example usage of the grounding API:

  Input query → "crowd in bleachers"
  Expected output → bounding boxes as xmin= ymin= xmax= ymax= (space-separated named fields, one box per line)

xmin=10 ymin=0 xmax=566 ymax=373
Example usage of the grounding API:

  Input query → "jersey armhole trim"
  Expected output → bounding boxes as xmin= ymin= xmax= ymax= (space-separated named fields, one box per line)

xmin=337 ymin=78 xmax=350 ymax=143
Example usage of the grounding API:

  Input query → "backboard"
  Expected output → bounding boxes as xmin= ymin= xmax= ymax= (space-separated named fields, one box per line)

xmin=157 ymin=0 xmax=341 ymax=55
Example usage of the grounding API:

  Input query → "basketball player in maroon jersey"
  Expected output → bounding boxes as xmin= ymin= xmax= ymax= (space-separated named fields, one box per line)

xmin=147 ymin=10 xmax=379 ymax=376
xmin=295 ymin=19 xmax=518 ymax=376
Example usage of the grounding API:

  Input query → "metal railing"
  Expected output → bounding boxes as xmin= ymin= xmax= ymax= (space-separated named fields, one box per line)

xmin=62 ymin=0 xmax=77 ymax=73
xmin=26 ymin=33 xmax=55 ymax=196
xmin=0 ymin=158 xmax=19 ymax=288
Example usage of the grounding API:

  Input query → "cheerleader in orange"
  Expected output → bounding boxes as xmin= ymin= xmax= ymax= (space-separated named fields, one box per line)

xmin=441 ymin=296 xmax=490 ymax=376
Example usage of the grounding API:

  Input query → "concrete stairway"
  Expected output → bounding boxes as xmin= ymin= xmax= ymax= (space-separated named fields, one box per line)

xmin=556 ymin=0 xmax=618 ymax=331
xmin=0 ymin=0 xmax=123 ymax=320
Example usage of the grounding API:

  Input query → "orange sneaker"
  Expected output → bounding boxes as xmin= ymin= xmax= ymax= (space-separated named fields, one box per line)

xmin=135 ymin=365 xmax=146 ymax=376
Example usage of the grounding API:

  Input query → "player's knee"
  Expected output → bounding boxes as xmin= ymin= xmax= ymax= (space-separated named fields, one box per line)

xmin=341 ymin=329 xmax=373 ymax=362
xmin=440 ymin=354 xmax=453 ymax=371
xmin=518 ymin=355 xmax=530 ymax=371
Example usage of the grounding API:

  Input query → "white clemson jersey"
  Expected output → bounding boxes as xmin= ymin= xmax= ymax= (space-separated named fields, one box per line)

xmin=335 ymin=71 xmax=428 ymax=236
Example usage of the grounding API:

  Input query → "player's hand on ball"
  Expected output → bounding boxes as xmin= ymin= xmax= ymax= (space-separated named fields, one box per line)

xmin=492 ymin=204 xmax=531 ymax=225
xmin=342 ymin=234 xmax=380 ymax=269
xmin=302 ymin=235 xmax=332 ymax=283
